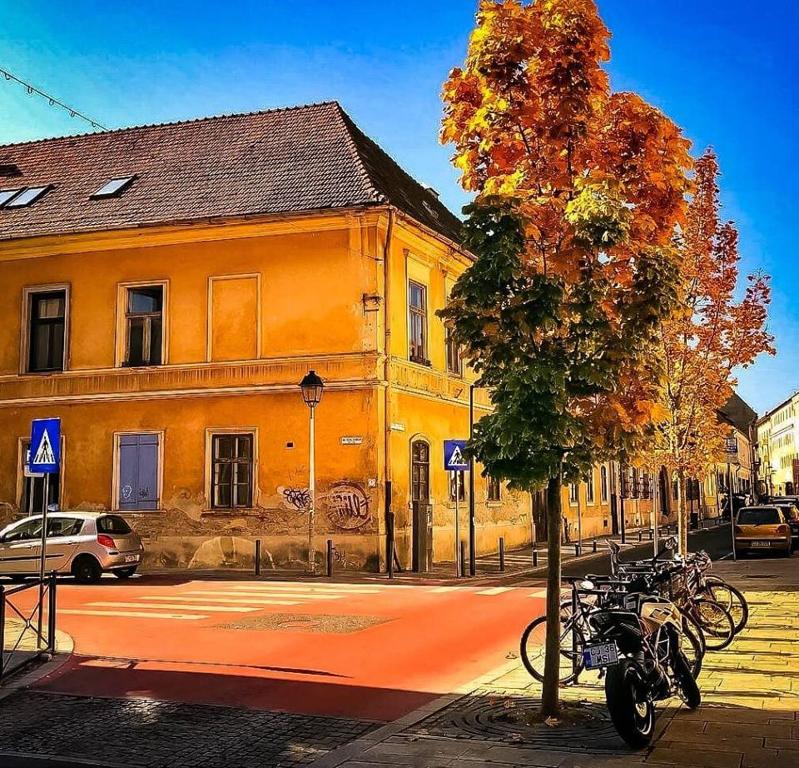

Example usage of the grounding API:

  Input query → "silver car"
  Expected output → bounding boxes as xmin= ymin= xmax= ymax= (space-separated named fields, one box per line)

xmin=0 ymin=512 xmax=144 ymax=583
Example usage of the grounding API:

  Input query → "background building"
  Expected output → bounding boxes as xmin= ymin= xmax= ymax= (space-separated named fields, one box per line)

xmin=757 ymin=392 xmax=799 ymax=495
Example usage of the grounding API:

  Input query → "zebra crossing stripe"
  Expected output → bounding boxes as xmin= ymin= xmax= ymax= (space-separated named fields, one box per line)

xmin=60 ymin=609 xmax=205 ymax=620
xmin=139 ymin=595 xmax=300 ymax=606
xmin=476 ymin=587 xmax=513 ymax=595
xmin=226 ymin=584 xmax=382 ymax=594
xmin=188 ymin=590 xmax=341 ymax=601
xmin=88 ymin=602 xmax=257 ymax=613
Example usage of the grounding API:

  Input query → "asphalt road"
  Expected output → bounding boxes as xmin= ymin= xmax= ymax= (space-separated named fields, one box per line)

xmin=561 ymin=521 xmax=735 ymax=578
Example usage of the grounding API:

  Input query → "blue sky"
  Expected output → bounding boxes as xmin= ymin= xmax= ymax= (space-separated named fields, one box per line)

xmin=1 ymin=1 xmax=796 ymax=414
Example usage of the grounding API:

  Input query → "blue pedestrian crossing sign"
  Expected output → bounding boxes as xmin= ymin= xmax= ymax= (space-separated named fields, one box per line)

xmin=29 ymin=418 xmax=61 ymax=474
xmin=444 ymin=440 xmax=469 ymax=471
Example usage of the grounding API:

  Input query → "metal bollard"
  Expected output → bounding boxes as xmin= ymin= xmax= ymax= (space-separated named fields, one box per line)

xmin=648 ymin=529 xmax=653 ymax=541
xmin=575 ymin=543 xmax=581 ymax=557
xmin=638 ymin=531 xmax=643 ymax=543
xmin=592 ymin=540 xmax=597 ymax=553
xmin=254 ymin=539 xmax=262 ymax=576
xmin=388 ymin=538 xmax=395 ymax=580
xmin=460 ymin=541 xmax=467 ymax=578
xmin=533 ymin=549 xmax=539 ymax=567
xmin=499 ymin=537 xmax=505 ymax=572
xmin=326 ymin=540 xmax=334 ymax=577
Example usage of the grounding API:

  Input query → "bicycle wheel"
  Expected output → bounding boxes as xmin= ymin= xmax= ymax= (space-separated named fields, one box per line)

xmin=692 ymin=598 xmax=736 ymax=651
xmin=701 ymin=577 xmax=749 ymax=634
xmin=680 ymin=616 xmax=704 ymax=678
xmin=520 ymin=614 xmax=585 ymax=685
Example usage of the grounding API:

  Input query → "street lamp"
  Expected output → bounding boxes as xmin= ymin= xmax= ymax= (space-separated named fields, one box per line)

xmin=300 ymin=370 xmax=324 ymax=574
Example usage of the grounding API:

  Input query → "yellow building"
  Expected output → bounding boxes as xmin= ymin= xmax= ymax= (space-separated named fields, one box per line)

xmin=0 ymin=102 xmax=532 ymax=572
xmin=757 ymin=392 xmax=799 ymax=496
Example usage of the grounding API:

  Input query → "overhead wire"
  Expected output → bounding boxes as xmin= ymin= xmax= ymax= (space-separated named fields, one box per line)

xmin=0 ymin=65 xmax=106 ymax=131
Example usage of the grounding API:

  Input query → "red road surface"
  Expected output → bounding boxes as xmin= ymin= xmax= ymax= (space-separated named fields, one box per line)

xmin=22 ymin=576 xmax=545 ymax=722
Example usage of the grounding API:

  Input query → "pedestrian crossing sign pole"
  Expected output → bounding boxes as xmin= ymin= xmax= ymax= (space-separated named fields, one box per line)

xmin=444 ymin=440 xmax=469 ymax=577
xmin=29 ymin=417 xmax=61 ymax=603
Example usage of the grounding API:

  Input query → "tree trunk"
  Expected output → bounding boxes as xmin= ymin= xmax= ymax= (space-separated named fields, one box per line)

xmin=676 ymin=469 xmax=688 ymax=555
xmin=541 ymin=472 xmax=563 ymax=716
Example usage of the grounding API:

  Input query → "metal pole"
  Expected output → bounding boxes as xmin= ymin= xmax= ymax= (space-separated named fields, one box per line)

xmin=326 ymin=540 xmax=334 ymax=577
xmin=653 ymin=472 xmax=659 ymax=556
xmin=0 ymin=584 xmax=5 ymax=681
xmin=454 ymin=471 xmax=461 ymax=577
xmin=254 ymin=539 xmax=261 ymax=576
xmin=308 ymin=407 xmax=316 ymax=574
xmin=460 ymin=540 xmax=467 ymax=578
xmin=47 ymin=572 xmax=56 ymax=653
xmin=37 ymin=477 xmax=49 ymax=648
xmin=468 ymin=385 xmax=476 ymax=576
xmin=728 ymin=461 xmax=737 ymax=561
xmin=499 ymin=537 xmax=505 ymax=572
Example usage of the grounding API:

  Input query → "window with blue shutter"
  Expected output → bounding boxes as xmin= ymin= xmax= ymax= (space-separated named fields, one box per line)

xmin=118 ymin=433 xmax=160 ymax=511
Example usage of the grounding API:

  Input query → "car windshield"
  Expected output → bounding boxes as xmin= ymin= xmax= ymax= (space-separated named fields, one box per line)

xmin=738 ymin=508 xmax=780 ymax=525
xmin=97 ymin=515 xmax=132 ymax=535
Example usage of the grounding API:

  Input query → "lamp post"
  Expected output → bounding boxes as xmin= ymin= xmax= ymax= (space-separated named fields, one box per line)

xmin=300 ymin=370 xmax=324 ymax=574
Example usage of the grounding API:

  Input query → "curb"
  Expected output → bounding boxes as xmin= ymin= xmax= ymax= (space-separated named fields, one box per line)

xmin=0 ymin=627 xmax=74 ymax=703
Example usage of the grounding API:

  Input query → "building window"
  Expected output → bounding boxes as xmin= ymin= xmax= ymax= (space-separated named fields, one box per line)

xmin=116 ymin=433 xmax=161 ymax=511
xmin=20 ymin=439 xmax=60 ymax=515
xmin=449 ymin=470 xmax=466 ymax=502
xmin=125 ymin=286 xmax=163 ymax=366
xmin=445 ymin=326 xmax=463 ymax=376
xmin=487 ymin=475 xmax=501 ymax=502
xmin=600 ymin=465 xmax=609 ymax=503
xmin=408 ymin=281 xmax=429 ymax=364
xmin=27 ymin=290 xmax=66 ymax=373
xmin=672 ymin=479 xmax=679 ymax=500
xmin=631 ymin=468 xmax=640 ymax=498
xmin=211 ymin=433 xmax=253 ymax=509
xmin=569 ymin=483 xmax=578 ymax=505
xmin=586 ymin=470 xmax=595 ymax=505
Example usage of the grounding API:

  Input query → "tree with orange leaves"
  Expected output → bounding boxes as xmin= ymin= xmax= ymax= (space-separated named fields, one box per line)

xmin=439 ymin=0 xmax=692 ymax=714
xmin=645 ymin=150 xmax=774 ymax=554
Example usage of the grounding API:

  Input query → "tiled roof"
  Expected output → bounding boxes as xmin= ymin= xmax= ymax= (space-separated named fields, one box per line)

xmin=0 ymin=101 xmax=463 ymax=243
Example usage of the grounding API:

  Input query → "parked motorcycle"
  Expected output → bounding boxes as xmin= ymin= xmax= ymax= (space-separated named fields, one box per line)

xmin=583 ymin=566 xmax=700 ymax=747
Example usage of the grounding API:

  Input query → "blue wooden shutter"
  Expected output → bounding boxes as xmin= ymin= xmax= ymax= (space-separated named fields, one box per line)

xmin=119 ymin=434 xmax=159 ymax=511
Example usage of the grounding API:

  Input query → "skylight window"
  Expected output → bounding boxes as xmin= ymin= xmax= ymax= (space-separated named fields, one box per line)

xmin=0 ymin=189 xmax=21 ymax=207
xmin=5 ymin=186 xmax=50 ymax=208
xmin=91 ymin=176 xmax=136 ymax=199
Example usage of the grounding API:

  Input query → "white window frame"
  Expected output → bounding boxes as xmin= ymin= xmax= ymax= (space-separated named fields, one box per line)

xmin=20 ymin=283 xmax=71 ymax=375
xmin=115 ymin=280 xmax=169 ymax=368
xmin=204 ymin=427 xmax=259 ymax=511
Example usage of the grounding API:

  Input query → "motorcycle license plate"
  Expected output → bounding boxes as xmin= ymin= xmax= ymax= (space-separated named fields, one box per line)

xmin=751 ymin=541 xmax=771 ymax=548
xmin=583 ymin=642 xmax=619 ymax=670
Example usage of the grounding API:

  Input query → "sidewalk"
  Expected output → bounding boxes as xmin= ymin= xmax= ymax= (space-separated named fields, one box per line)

xmin=139 ymin=519 xmax=709 ymax=588
xmin=312 ymin=554 xmax=799 ymax=768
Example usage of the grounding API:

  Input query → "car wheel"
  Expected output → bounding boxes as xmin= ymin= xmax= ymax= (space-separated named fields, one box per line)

xmin=113 ymin=567 xmax=138 ymax=579
xmin=72 ymin=556 xmax=102 ymax=584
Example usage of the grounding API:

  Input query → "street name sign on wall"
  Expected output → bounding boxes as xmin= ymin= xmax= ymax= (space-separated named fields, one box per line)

xmin=444 ymin=440 xmax=469 ymax=471
xmin=29 ymin=418 xmax=61 ymax=474
xmin=725 ymin=437 xmax=738 ymax=456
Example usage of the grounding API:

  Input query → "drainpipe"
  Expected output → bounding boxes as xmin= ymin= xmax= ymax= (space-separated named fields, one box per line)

xmin=382 ymin=209 xmax=395 ymax=575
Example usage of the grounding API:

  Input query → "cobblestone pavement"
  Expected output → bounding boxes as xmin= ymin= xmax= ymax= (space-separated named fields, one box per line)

xmin=314 ymin=556 xmax=799 ymax=768
xmin=0 ymin=690 xmax=377 ymax=768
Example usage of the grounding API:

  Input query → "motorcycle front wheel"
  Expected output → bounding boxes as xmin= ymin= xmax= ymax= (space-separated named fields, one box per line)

xmin=605 ymin=660 xmax=656 ymax=749
xmin=672 ymin=651 xmax=701 ymax=710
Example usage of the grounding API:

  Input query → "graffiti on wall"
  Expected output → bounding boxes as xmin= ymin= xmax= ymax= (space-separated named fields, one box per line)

xmin=276 ymin=482 xmax=373 ymax=531
xmin=325 ymin=482 xmax=372 ymax=530
xmin=281 ymin=487 xmax=311 ymax=512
